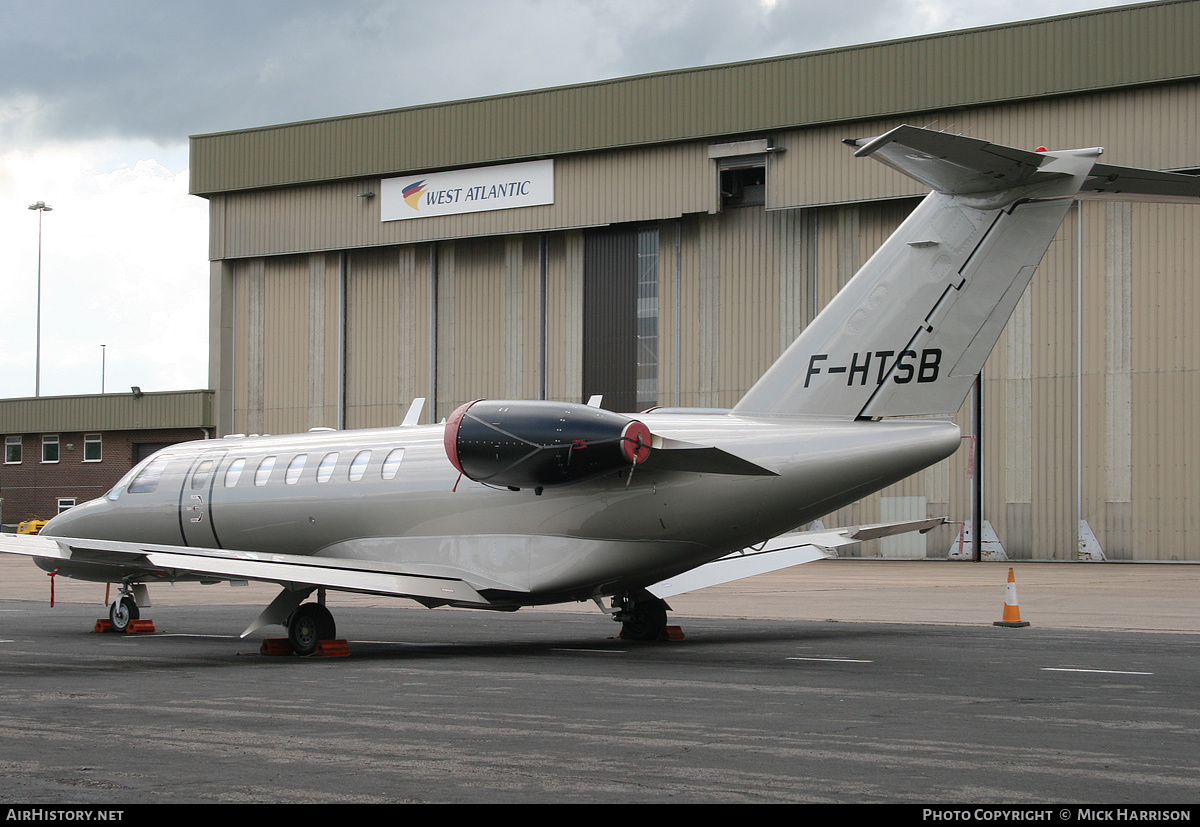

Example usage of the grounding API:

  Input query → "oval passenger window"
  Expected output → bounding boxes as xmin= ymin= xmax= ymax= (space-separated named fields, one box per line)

xmin=381 ymin=448 xmax=405 ymax=480
xmin=348 ymin=450 xmax=371 ymax=481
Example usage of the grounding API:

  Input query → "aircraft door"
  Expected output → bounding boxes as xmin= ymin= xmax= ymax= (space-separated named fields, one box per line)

xmin=179 ymin=450 xmax=226 ymax=549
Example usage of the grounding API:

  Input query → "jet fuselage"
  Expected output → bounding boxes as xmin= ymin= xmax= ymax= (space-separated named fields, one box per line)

xmin=41 ymin=411 xmax=961 ymax=605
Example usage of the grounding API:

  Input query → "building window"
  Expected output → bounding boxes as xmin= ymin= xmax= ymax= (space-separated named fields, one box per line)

xmin=57 ymin=498 xmax=76 ymax=514
xmin=42 ymin=435 xmax=59 ymax=463
xmin=4 ymin=436 xmax=20 ymax=464
xmin=84 ymin=433 xmax=102 ymax=462
xmin=636 ymin=226 xmax=659 ymax=411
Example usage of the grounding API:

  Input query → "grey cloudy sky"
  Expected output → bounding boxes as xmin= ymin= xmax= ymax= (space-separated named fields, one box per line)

xmin=2 ymin=0 xmax=1126 ymax=145
xmin=0 ymin=0 xmax=1123 ymax=399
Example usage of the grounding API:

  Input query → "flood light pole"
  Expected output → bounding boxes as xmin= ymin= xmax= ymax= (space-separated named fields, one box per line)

xmin=28 ymin=200 xmax=53 ymax=397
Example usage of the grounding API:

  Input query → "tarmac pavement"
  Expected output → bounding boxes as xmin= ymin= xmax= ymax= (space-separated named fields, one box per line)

xmin=2 ymin=553 xmax=1196 ymax=634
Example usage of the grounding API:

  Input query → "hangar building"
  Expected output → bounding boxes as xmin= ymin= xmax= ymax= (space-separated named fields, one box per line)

xmin=189 ymin=1 xmax=1200 ymax=561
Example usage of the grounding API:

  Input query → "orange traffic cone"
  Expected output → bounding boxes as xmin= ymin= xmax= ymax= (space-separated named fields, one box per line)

xmin=994 ymin=567 xmax=1030 ymax=627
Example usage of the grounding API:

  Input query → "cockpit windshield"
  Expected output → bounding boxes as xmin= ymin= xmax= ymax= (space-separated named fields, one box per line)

xmin=107 ymin=453 xmax=174 ymax=500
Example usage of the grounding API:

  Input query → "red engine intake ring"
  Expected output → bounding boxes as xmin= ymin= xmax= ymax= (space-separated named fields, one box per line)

xmin=621 ymin=420 xmax=652 ymax=465
xmin=444 ymin=399 xmax=481 ymax=475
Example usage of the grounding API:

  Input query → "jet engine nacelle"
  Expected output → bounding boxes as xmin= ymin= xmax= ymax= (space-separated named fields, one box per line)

xmin=444 ymin=399 xmax=652 ymax=489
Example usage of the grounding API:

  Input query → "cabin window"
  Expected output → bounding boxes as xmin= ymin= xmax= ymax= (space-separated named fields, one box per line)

xmin=128 ymin=453 xmax=173 ymax=494
xmin=285 ymin=454 xmax=307 ymax=485
xmin=84 ymin=433 xmax=102 ymax=462
xmin=191 ymin=460 xmax=214 ymax=489
xmin=255 ymin=456 xmax=276 ymax=486
xmin=224 ymin=458 xmax=246 ymax=487
xmin=348 ymin=450 xmax=371 ymax=481
xmin=4 ymin=436 xmax=21 ymax=464
xmin=381 ymin=448 xmax=405 ymax=480
xmin=316 ymin=452 xmax=339 ymax=483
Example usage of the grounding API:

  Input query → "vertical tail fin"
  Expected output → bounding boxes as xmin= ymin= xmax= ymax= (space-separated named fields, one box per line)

xmin=735 ymin=126 xmax=1102 ymax=418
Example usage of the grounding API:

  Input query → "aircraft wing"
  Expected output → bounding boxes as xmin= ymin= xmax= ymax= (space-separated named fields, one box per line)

xmin=648 ymin=516 xmax=946 ymax=598
xmin=0 ymin=532 xmax=491 ymax=606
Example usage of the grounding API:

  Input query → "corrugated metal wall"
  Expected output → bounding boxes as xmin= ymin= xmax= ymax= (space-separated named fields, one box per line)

xmin=207 ymin=145 xmax=716 ymax=260
xmin=222 ymin=182 xmax=1200 ymax=560
xmin=0 ymin=391 xmax=214 ymax=433
xmin=206 ymin=81 xmax=1200 ymax=262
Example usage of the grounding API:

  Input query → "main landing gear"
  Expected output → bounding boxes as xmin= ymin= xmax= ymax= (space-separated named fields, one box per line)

xmin=254 ymin=587 xmax=347 ymax=656
xmin=285 ymin=602 xmax=337 ymax=656
xmin=611 ymin=589 xmax=672 ymax=641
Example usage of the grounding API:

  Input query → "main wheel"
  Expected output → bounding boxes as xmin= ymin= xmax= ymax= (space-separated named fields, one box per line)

xmin=621 ymin=597 xmax=668 ymax=641
xmin=287 ymin=603 xmax=336 ymax=656
xmin=109 ymin=595 xmax=140 ymax=633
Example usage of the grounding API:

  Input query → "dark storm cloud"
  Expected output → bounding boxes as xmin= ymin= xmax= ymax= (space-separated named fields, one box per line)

xmin=0 ymin=0 xmax=1115 ymax=145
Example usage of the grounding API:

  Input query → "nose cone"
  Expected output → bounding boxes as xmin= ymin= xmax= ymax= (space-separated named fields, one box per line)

xmin=40 ymin=497 xmax=115 ymax=540
xmin=41 ymin=490 xmax=183 ymax=547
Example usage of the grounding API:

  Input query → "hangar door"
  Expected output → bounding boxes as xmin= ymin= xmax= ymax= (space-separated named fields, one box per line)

xmin=583 ymin=224 xmax=658 ymax=413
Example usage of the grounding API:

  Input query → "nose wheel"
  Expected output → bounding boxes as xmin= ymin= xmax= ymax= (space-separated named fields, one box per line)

xmin=108 ymin=594 xmax=140 ymax=632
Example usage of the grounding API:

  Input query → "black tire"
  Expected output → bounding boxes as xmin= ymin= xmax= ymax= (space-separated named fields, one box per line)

xmin=287 ymin=603 xmax=336 ymax=656
xmin=109 ymin=595 xmax=140 ymax=633
xmin=621 ymin=598 xmax=668 ymax=641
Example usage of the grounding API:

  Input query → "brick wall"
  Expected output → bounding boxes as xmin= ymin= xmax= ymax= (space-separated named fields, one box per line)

xmin=0 ymin=428 xmax=211 ymax=526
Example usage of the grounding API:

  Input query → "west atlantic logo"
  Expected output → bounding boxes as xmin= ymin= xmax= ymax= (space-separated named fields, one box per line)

xmin=402 ymin=180 xmax=427 ymax=211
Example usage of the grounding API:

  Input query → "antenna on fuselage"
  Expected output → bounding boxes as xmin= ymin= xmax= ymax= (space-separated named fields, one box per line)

xmin=402 ymin=398 xmax=426 ymax=426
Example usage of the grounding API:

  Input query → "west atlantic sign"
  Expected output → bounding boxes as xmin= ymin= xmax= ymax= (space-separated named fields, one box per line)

xmin=381 ymin=159 xmax=554 ymax=221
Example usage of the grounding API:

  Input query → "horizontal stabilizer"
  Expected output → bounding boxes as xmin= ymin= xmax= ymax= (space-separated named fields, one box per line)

xmin=847 ymin=125 xmax=1064 ymax=196
xmin=648 ymin=517 xmax=945 ymax=598
xmin=1081 ymin=162 xmax=1200 ymax=204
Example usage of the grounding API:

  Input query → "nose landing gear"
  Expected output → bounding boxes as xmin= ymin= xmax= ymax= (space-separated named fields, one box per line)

xmin=108 ymin=594 xmax=140 ymax=632
xmin=101 ymin=584 xmax=154 ymax=634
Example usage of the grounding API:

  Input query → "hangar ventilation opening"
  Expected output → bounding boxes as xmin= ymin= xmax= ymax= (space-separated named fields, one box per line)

xmin=710 ymin=139 xmax=772 ymax=209
xmin=719 ymin=160 xmax=766 ymax=208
